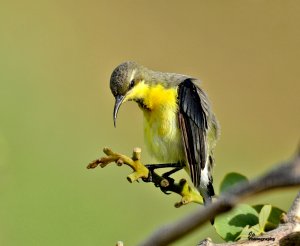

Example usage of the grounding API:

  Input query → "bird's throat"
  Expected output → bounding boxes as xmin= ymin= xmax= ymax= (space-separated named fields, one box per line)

xmin=125 ymin=81 xmax=178 ymax=111
xmin=135 ymin=98 xmax=151 ymax=111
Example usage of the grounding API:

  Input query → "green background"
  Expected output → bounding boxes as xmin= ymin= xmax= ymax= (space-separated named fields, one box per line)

xmin=1 ymin=1 xmax=299 ymax=245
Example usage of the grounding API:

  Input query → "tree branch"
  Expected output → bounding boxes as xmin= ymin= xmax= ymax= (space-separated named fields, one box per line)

xmin=139 ymin=153 xmax=300 ymax=246
xmin=197 ymin=192 xmax=300 ymax=246
xmin=87 ymin=147 xmax=204 ymax=207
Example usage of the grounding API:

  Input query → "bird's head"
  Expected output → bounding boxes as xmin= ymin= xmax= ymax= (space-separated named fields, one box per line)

xmin=110 ymin=61 xmax=143 ymax=127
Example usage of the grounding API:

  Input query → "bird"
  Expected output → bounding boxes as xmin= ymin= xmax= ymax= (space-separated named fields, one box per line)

xmin=109 ymin=61 xmax=220 ymax=205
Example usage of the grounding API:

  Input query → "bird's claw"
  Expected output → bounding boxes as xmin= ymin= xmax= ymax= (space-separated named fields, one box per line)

xmin=158 ymin=177 xmax=173 ymax=194
xmin=142 ymin=167 xmax=154 ymax=183
xmin=142 ymin=168 xmax=172 ymax=195
xmin=87 ymin=148 xmax=204 ymax=207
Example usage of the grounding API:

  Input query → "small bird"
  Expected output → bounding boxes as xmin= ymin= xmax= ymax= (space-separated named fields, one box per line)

xmin=110 ymin=61 xmax=220 ymax=205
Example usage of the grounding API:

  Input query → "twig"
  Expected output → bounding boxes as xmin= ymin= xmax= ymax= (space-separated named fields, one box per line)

xmin=139 ymin=153 xmax=300 ymax=246
xmin=87 ymin=147 xmax=203 ymax=207
xmin=197 ymin=193 xmax=300 ymax=245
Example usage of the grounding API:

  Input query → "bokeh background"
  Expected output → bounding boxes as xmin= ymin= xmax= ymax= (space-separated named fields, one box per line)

xmin=1 ymin=1 xmax=299 ymax=245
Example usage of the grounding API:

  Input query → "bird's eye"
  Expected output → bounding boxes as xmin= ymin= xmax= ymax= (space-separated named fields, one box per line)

xmin=129 ymin=80 xmax=135 ymax=89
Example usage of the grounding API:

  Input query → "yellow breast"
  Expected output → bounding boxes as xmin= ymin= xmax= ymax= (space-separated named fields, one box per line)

xmin=124 ymin=82 xmax=185 ymax=162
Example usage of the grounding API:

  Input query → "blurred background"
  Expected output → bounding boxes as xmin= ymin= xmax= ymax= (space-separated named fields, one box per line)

xmin=1 ymin=0 xmax=299 ymax=245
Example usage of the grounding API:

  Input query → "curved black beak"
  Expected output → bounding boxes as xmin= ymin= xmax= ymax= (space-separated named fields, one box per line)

xmin=113 ymin=95 xmax=125 ymax=127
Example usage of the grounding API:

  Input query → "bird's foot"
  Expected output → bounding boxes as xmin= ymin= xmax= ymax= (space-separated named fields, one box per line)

xmin=141 ymin=167 xmax=174 ymax=195
xmin=158 ymin=176 xmax=175 ymax=195
xmin=142 ymin=165 xmax=156 ymax=183
xmin=87 ymin=148 xmax=203 ymax=206
xmin=174 ymin=179 xmax=204 ymax=207
xmin=87 ymin=147 xmax=149 ymax=183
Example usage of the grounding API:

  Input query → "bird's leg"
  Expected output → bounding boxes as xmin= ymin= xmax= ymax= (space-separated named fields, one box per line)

xmin=144 ymin=162 xmax=183 ymax=170
xmin=143 ymin=162 xmax=183 ymax=183
xmin=162 ymin=166 xmax=183 ymax=178
xmin=143 ymin=163 xmax=204 ymax=206
xmin=87 ymin=148 xmax=203 ymax=206
xmin=143 ymin=163 xmax=186 ymax=196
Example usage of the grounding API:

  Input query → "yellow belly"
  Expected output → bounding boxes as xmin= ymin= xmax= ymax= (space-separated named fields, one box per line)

xmin=143 ymin=100 xmax=185 ymax=163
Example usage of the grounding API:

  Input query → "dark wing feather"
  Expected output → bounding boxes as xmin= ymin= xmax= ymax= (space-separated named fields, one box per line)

xmin=178 ymin=79 xmax=208 ymax=188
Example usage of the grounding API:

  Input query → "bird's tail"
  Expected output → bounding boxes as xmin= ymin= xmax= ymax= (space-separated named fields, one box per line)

xmin=199 ymin=180 xmax=215 ymax=224
xmin=203 ymin=180 xmax=215 ymax=205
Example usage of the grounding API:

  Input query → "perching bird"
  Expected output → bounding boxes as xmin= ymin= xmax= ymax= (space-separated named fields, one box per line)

xmin=110 ymin=61 xmax=220 ymax=205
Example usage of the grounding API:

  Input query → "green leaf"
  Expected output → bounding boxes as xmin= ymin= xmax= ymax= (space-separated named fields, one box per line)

xmin=238 ymin=224 xmax=261 ymax=241
xmin=258 ymin=205 xmax=272 ymax=231
xmin=250 ymin=224 xmax=261 ymax=235
xmin=219 ymin=172 xmax=248 ymax=194
xmin=237 ymin=225 xmax=251 ymax=241
xmin=214 ymin=204 xmax=259 ymax=242
xmin=253 ymin=204 xmax=285 ymax=231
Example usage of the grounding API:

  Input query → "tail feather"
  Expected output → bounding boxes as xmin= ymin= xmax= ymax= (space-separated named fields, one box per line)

xmin=200 ymin=181 xmax=215 ymax=224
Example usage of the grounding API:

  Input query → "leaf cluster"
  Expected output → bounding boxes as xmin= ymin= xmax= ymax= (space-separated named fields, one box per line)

xmin=214 ymin=173 xmax=285 ymax=242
